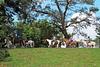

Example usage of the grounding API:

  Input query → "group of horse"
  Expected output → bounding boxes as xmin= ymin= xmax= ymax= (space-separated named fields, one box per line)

xmin=1 ymin=37 xmax=35 ymax=48
xmin=0 ymin=36 xmax=96 ymax=48
xmin=44 ymin=38 xmax=96 ymax=48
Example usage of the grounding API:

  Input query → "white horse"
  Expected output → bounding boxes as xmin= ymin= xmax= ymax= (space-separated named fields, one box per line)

xmin=81 ymin=40 xmax=96 ymax=48
xmin=26 ymin=39 xmax=35 ymax=48
xmin=87 ymin=41 xmax=96 ymax=48
xmin=60 ymin=42 xmax=66 ymax=48
xmin=56 ymin=40 xmax=60 ymax=48
xmin=46 ymin=39 xmax=60 ymax=48
xmin=46 ymin=39 xmax=52 ymax=47
xmin=81 ymin=40 xmax=88 ymax=48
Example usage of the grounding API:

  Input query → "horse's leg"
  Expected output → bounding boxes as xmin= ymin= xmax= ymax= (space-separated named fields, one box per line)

xmin=48 ymin=44 xmax=50 ymax=48
xmin=23 ymin=40 xmax=27 ymax=48
xmin=21 ymin=41 xmax=24 ymax=48
xmin=93 ymin=44 xmax=95 ymax=48
xmin=20 ymin=40 xmax=25 ymax=48
xmin=19 ymin=40 xmax=23 ymax=48
xmin=30 ymin=43 xmax=33 ymax=48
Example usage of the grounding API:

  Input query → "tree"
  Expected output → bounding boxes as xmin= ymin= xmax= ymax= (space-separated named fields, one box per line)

xmin=0 ymin=0 xmax=14 ymax=45
xmin=31 ymin=0 xmax=99 ymax=39
xmin=1 ymin=0 xmax=99 ymax=39
xmin=0 ymin=0 xmax=10 ymax=61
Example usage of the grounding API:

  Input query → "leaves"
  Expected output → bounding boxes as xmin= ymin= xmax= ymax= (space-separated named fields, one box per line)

xmin=0 ymin=0 xmax=98 ymax=39
xmin=16 ymin=20 xmax=59 ymax=40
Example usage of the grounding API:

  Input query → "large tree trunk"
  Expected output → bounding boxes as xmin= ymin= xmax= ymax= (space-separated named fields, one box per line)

xmin=60 ymin=28 xmax=70 ymax=39
xmin=60 ymin=17 xmax=71 ymax=39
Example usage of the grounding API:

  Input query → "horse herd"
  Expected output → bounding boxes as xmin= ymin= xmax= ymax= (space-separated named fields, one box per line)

xmin=1 ymin=37 xmax=35 ymax=48
xmin=0 ymin=37 xmax=96 ymax=48
xmin=44 ymin=38 xmax=96 ymax=48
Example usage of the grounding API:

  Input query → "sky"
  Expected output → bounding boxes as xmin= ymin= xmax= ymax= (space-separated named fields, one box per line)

xmin=95 ymin=0 xmax=100 ymax=17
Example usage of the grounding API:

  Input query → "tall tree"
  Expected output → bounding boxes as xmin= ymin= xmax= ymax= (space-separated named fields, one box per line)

xmin=32 ymin=0 xmax=99 ymax=39
xmin=0 ymin=0 xmax=14 ymax=37
xmin=1 ymin=0 xmax=99 ymax=39
xmin=0 ymin=0 xmax=10 ymax=60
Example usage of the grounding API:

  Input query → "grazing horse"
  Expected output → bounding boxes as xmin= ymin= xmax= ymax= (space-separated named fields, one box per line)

xmin=12 ymin=38 xmax=25 ymax=48
xmin=6 ymin=36 xmax=26 ymax=48
xmin=81 ymin=40 xmax=96 ymax=48
xmin=63 ymin=38 xmax=78 ymax=48
xmin=46 ymin=39 xmax=52 ymax=47
xmin=87 ymin=41 xmax=96 ymax=48
xmin=45 ymin=39 xmax=60 ymax=48
xmin=81 ymin=40 xmax=88 ymax=48
xmin=25 ymin=39 xmax=35 ymax=48
xmin=60 ymin=41 xmax=66 ymax=48
xmin=56 ymin=40 xmax=60 ymax=48
xmin=68 ymin=41 xmax=78 ymax=48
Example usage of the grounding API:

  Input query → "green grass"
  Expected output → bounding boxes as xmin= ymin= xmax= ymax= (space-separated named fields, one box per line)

xmin=0 ymin=48 xmax=100 ymax=67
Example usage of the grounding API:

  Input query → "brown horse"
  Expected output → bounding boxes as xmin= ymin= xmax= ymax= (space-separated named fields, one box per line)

xmin=63 ymin=38 xmax=78 ymax=48
xmin=10 ymin=36 xmax=26 ymax=48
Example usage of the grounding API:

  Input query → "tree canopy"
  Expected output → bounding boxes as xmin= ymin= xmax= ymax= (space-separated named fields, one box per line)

xmin=0 ymin=0 xmax=99 ymax=40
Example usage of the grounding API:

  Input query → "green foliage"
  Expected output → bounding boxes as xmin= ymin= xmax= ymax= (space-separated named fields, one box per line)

xmin=0 ymin=30 xmax=5 ymax=37
xmin=0 ymin=0 xmax=4 ymax=4
xmin=17 ymin=20 xmax=59 ymax=39
xmin=16 ymin=20 xmax=59 ymax=47
xmin=0 ymin=49 xmax=10 ymax=61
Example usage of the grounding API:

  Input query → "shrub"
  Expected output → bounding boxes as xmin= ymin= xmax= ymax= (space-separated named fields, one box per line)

xmin=0 ymin=49 xmax=10 ymax=61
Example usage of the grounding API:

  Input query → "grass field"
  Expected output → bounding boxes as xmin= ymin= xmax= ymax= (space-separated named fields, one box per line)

xmin=0 ymin=48 xmax=100 ymax=67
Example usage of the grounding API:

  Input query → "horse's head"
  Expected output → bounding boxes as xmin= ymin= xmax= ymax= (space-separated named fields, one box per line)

xmin=42 ymin=39 xmax=48 ymax=44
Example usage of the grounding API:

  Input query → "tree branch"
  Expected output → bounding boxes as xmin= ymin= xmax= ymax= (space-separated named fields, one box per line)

xmin=66 ymin=18 xmax=88 ymax=28
xmin=51 ymin=21 xmax=62 ymax=31
xmin=63 ymin=1 xmax=70 ymax=20
xmin=55 ymin=0 xmax=63 ymax=17
xmin=34 ymin=9 xmax=59 ymax=20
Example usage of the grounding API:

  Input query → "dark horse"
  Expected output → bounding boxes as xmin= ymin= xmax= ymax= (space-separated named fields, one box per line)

xmin=10 ymin=36 xmax=26 ymax=48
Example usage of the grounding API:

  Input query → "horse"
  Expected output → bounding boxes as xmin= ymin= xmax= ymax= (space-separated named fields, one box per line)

xmin=63 ymin=38 xmax=78 ymax=48
xmin=80 ymin=40 xmax=96 ymax=48
xmin=81 ymin=40 xmax=88 ymax=48
xmin=12 ymin=37 xmax=25 ymax=48
xmin=45 ymin=39 xmax=60 ymax=48
xmin=25 ymin=39 xmax=35 ymax=48
xmin=60 ymin=41 xmax=66 ymax=48
xmin=87 ymin=41 xmax=96 ymax=48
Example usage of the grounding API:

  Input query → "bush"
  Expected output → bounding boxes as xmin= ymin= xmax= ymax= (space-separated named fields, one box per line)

xmin=0 ymin=49 xmax=10 ymax=61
